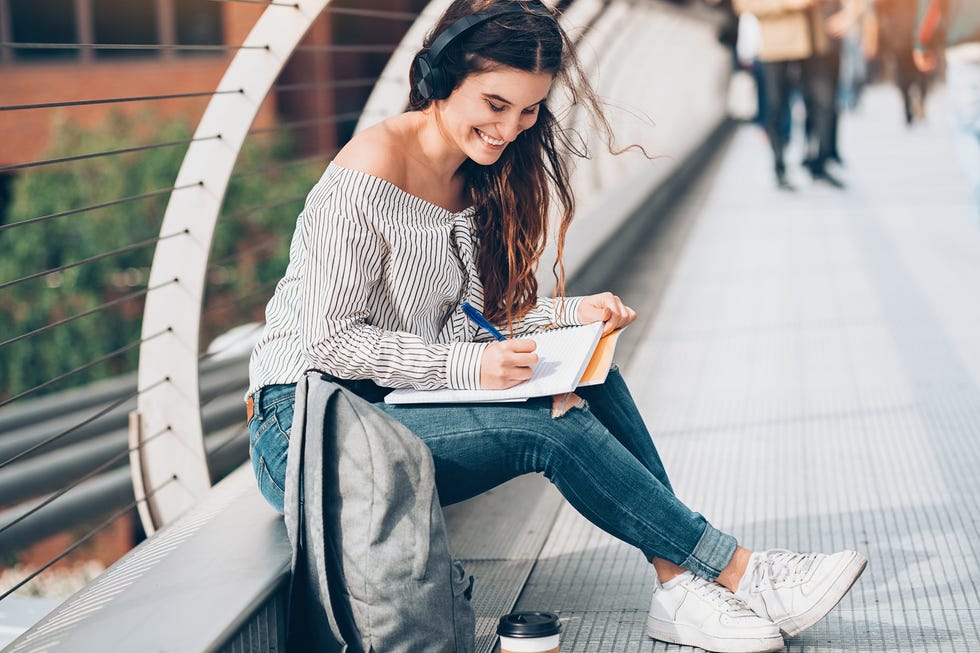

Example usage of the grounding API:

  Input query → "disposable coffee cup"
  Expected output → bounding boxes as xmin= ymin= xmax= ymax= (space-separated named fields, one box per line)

xmin=497 ymin=611 xmax=562 ymax=653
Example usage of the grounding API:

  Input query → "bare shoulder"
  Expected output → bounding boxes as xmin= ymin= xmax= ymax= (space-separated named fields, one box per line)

xmin=333 ymin=117 xmax=410 ymax=187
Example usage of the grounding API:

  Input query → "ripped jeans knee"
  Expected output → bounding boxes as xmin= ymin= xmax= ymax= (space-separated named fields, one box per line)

xmin=551 ymin=391 xmax=588 ymax=418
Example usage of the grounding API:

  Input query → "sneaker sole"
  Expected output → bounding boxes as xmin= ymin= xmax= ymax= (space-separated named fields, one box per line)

xmin=646 ymin=615 xmax=784 ymax=653
xmin=779 ymin=551 xmax=868 ymax=638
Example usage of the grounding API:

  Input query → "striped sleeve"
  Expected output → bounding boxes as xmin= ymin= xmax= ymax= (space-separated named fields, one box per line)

xmin=298 ymin=177 xmax=484 ymax=390
xmin=498 ymin=295 xmax=585 ymax=337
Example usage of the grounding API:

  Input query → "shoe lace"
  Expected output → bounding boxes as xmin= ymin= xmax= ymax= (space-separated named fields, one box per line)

xmin=749 ymin=550 xmax=818 ymax=589
xmin=686 ymin=575 xmax=754 ymax=614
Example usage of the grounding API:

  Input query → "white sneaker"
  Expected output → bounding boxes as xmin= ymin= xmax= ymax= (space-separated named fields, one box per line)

xmin=735 ymin=549 xmax=867 ymax=637
xmin=647 ymin=571 xmax=784 ymax=653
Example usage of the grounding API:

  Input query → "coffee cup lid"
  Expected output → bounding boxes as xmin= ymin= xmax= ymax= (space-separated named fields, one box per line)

xmin=497 ymin=611 xmax=562 ymax=638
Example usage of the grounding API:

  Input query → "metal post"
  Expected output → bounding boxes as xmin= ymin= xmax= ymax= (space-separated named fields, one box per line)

xmin=76 ymin=0 xmax=93 ymax=64
xmin=157 ymin=0 xmax=176 ymax=61
xmin=0 ymin=0 xmax=11 ymax=65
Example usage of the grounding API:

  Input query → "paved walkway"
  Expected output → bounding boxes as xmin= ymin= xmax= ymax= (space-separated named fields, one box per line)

xmin=448 ymin=82 xmax=980 ymax=653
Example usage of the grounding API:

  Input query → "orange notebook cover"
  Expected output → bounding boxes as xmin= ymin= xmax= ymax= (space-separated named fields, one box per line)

xmin=578 ymin=327 xmax=625 ymax=386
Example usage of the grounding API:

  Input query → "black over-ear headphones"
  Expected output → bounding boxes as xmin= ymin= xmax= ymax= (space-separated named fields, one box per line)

xmin=412 ymin=2 xmax=549 ymax=102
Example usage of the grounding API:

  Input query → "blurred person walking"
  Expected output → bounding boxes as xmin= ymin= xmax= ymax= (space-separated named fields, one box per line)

xmin=915 ymin=0 xmax=980 ymax=218
xmin=877 ymin=0 xmax=929 ymax=124
xmin=736 ymin=11 xmax=779 ymax=129
xmin=821 ymin=0 xmax=865 ymax=164
xmin=837 ymin=0 xmax=873 ymax=110
xmin=734 ymin=0 xmax=850 ymax=189
xmin=799 ymin=0 xmax=864 ymax=173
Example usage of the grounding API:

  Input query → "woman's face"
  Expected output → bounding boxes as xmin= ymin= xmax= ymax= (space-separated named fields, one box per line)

xmin=437 ymin=66 xmax=554 ymax=166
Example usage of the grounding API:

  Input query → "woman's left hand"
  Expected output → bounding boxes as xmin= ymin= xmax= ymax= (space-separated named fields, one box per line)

xmin=577 ymin=292 xmax=636 ymax=334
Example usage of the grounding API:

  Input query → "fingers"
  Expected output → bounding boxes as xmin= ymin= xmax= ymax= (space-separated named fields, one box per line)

xmin=588 ymin=292 xmax=637 ymax=333
xmin=500 ymin=340 xmax=538 ymax=370
xmin=504 ymin=338 xmax=537 ymax=353
xmin=480 ymin=340 xmax=538 ymax=389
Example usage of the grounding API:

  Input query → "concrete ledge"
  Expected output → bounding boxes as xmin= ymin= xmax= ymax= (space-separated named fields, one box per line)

xmin=3 ymin=467 xmax=290 ymax=653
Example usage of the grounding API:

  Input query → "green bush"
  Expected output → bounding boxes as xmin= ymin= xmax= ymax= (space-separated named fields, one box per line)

xmin=0 ymin=111 xmax=323 ymax=401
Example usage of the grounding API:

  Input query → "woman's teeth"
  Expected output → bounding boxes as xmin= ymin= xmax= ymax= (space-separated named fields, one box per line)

xmin=476 ymin=129 xmax=505 ymax=146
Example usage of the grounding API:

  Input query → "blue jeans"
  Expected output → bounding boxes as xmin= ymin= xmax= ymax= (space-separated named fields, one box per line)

xmin=247 ymin=368 xmax=737 ymax=580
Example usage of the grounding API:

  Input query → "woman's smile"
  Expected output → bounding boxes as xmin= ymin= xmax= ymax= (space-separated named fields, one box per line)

xmin=475 ymin=128 xmax=506 ymax=148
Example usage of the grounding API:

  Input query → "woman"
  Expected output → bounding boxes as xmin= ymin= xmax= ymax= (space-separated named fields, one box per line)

xmin=246 ymin=2 xmax=866 ymax=651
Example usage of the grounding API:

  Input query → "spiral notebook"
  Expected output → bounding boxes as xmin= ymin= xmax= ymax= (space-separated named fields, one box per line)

xmin=384 ymin=322 xmax=617 ymax=405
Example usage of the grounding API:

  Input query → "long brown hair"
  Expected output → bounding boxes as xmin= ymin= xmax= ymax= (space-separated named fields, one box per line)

xmin=409 ymin=0 xmax=618 ymax=328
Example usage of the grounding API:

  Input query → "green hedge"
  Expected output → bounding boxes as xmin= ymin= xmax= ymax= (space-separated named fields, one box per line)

xmin=0 ymin=111 xmax=323 ymax=401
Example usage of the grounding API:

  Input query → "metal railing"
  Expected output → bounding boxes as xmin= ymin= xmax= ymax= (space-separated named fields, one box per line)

xmin=0 ymin=0 xmax=427 ymax=610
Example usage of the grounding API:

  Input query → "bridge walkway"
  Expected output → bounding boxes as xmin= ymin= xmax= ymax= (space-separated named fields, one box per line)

xmin=449 ymin=84 xmax=980 ymax=652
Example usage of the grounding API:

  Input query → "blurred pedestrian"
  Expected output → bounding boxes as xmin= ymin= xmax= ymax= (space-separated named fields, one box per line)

xmin=708 ymin=0 xmax=742 ymax=61
xmin=811 ymin=0 xmax=864 ymax=169
xmin=734 ymin=0 xmax=850 ymax=189
xmin=736 ymin=12 xmax=772 ymax=129
xmin=878 ymin=0 xmax=929 ymax=124
xmin=915 ymin=0 xmax=980 ymax=218
xmin=837 ymin=0 xmax=872 ymax=110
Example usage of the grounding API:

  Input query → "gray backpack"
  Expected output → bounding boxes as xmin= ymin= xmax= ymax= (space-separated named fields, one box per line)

xmin=283 ymin=371 xmax=476 ymax=653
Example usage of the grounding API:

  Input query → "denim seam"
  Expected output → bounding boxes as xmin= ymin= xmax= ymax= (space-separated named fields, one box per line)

xmin=252 ymin=409 xmax=286 ymax=449
xmin=259 ymin=392 xmax=295 ymax=412
xmin=258 ymin=456 xmax=286 ymax=496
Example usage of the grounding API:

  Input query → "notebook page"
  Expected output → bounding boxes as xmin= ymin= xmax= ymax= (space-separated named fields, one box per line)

xmin=514 ymin=322 xmax=604 ymax=396
xmin=385 ymin=322 xmax=603 ymax=405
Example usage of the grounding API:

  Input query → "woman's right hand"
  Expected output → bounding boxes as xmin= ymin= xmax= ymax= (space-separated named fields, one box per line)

xmin=480 ymin=340 xmax=538 ymax=389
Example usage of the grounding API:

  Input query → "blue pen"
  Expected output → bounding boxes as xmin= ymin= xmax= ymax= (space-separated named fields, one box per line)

xmin=461 ymin=302 xmax=506 ymax=341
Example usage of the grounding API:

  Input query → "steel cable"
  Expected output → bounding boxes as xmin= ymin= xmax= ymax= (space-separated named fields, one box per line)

xmin=0 ymin=329 xmax=171 ymax=412
xmin=0 ymin=42 xmax=267 ymax=52
xmin=0 ymin=89 xmax=242 ymax=113
xmin=0 ymin=182 xmax=202 ymax=232
xmin=0 ymin=428 xmax=170 ymax=538
xmin=0 ymin=137 xmax=219 ymax=175
xmin=0 ymin=232 xmax=187 ymax=291
xmin=0 ymin=280 xmax=178 ymax=351
xmin=272 ymin=78 xmax=378 ymax=93
xmin=0 ymin=377 xmax=169 ymax=471
xmin=247 ymin=112 xmax=362 ymax=137
xmin=0 ymin=475 xmax=176 ymax=602
xmin=204 ymin=1 xmax=418 ymax=20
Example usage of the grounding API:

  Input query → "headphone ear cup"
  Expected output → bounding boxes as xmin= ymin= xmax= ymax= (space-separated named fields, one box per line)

xmin=413 ymin=52 xmax=435 ymax=101
xmin=412 ymin=50 xmax=455 ymax=101
xmin=427 ymin=66 xmax=451 ymax=100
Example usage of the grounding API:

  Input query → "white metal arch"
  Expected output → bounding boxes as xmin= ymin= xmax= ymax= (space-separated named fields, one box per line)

xmin=133 ymin=0 xmax=336 ymax=533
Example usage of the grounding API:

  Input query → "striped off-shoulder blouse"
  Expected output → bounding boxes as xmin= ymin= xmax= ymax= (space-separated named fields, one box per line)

xmin=246 ymin=163 xmax=583 ymax=399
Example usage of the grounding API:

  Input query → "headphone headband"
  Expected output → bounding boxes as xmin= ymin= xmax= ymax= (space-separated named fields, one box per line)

xmin=413 ymin=1 xmax=552 ymax=101
xmin=427 ymin=4 xmax=528 ymax=66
